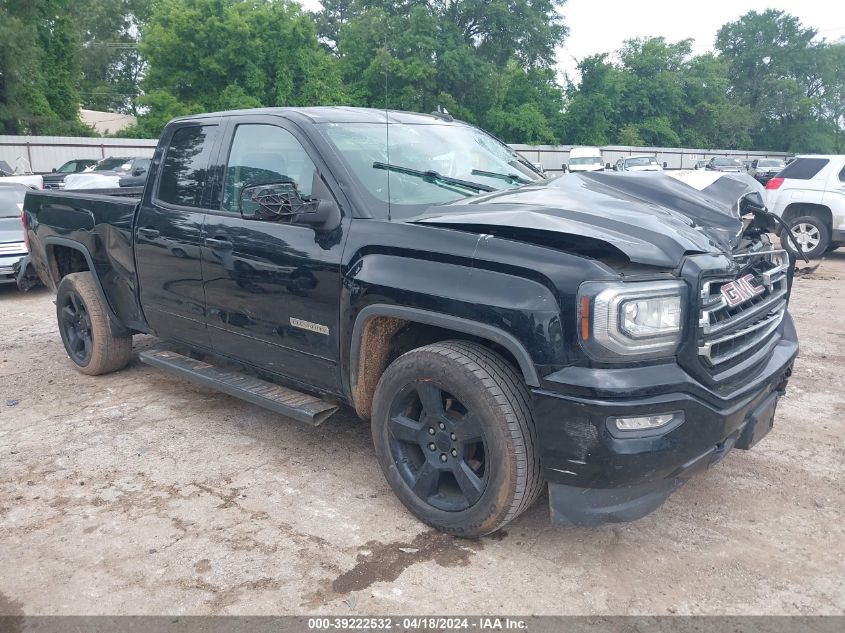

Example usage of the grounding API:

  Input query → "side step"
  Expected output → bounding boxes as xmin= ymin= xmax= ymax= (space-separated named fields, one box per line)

xmin=138 ymin=349 xmax=339 ymax=426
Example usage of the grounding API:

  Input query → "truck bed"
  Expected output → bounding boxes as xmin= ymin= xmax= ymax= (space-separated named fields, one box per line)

xmin=24 ymin=188 xmax=145 ymax=330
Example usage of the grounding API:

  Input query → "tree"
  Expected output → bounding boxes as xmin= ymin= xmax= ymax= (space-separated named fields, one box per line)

xmin=74 ymin=0 xmax=151 ymax=114
xmin=135 ymin=0 xmax=347 ymax=137
xmin=326 ymin=1 xmax=567 ymax=142
xmin=0 ymin=0 xmax=92 ymax=135
xmin=716 ymin=10 xmax=843 ymax=152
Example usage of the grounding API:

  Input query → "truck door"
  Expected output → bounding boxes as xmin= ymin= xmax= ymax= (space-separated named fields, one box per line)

xmin=135 ymin=120 xmax=221 ymax=348
xmin=200 ymin=118 xmax=347 ymax=394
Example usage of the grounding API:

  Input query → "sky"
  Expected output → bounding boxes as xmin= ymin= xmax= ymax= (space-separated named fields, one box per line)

xmin=556 ymin=0 xmax=845 ymax=81
xmin=298 ymin=1 xmax=845 ymax=83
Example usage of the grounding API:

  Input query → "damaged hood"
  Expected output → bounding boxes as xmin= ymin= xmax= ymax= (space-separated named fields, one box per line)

xmin=414 ymin=171 xmax=762 ymax=268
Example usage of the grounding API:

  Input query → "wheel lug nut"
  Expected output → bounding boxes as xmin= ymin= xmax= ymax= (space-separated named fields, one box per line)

xmin=438 ymin=422 xmax=446 ymax=430
xmin=440 ymin=453 xmax=447 ymax=462
xmin=428 ymin=443 xmax=436 ymax=451
xmin=450 ymin=433 xmax=456 ymax=441
xmin=451 ymin=449 xmax=457 ymax=457
xmin=428 ymin=427 xmax=435 ymax=435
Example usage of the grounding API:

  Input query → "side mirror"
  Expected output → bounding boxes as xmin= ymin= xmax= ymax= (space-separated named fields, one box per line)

xmin=663 ymin=162 xmax=668 ymax=169
xmin=240 ymin=181 xmax=302 ymax=219
xmin=52 ymin=168 xmax=57 ymax=173
xmin=739 ymin=191 xmax=766 ymax=215
xmin=605 ymin=163 xmax=611 ymax=170
xmin=132 ymin=167 xmax=146 ymax=177
xmin=561 ymin=164 xmax=568 ymax=173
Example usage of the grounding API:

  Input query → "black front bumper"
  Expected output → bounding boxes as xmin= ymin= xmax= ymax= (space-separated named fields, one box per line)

xmin=532 ymin=312 xmax=798 ymax=526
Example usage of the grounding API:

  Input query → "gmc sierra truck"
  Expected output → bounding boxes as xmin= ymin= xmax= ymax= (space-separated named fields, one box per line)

xmin=23 ymin=107 xmax=798 ymax=536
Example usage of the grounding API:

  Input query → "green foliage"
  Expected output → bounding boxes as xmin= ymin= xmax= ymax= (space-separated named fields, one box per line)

xmin=0 ymin=0 xmax=92 ymax=135
xmin=327 ymin=1 xmax=566 ymax=143
xmin=133 ymin=0 xmax=347 ymax=137
xmin=0 ymin=1 xmax=842 ymax=151
xmin=715 ymin=10 xmax=844 ymax=152
xmin=74 ymin=0 xmax=151 ymax=114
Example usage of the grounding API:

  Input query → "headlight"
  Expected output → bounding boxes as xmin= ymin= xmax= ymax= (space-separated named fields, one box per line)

xmin=578 ymin=280 xmax=685 ymax=361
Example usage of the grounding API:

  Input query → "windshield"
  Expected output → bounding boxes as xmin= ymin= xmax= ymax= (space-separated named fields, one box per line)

xmin=570 ymin=157 xmax=602 ymax=165
xmin=713 ymin=158 xmax=741 ymax=166
xmin=57 ymin=161 xmax=78 ymax=173
xmin=0 ymin=186 xmax=26 ymax=218
xmin=94 ymin=157 xmax=132 ymax=172
xmin=321 ymin=121 xmax=542 ymax=219
xmin=758 ymin=159 xmax=784 ymax=168
xmin=626 ymin=157 xmax=658 ymax=167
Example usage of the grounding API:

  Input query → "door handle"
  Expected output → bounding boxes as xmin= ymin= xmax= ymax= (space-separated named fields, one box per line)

xmin=137 ymin=226 xmax=160 ymax=239
xmin=204 ymin=237 xmax=233 ymax=250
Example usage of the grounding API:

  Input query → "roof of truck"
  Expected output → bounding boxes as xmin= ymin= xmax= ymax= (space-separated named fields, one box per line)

xmin=173 ymin=106 xmax=461 ymax=125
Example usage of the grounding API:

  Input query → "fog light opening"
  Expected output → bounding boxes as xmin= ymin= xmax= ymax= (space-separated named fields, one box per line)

xmin=611 ymin=411 xmax=684 ymax=432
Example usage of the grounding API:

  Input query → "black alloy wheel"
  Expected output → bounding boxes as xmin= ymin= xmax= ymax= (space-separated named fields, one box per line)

xmin=59 ymin=289 xmax=94 ymax=365
xmin=387 ymin=381 xmax=488 ymax=512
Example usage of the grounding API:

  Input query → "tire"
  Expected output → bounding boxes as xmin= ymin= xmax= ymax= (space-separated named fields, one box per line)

xmin=784 ymin=216 xmax=830 ymax=259
xmin=56 ymin=272 xmax=132 ymax=375
xmin=371 ymin=341 xmax=543 ymax=537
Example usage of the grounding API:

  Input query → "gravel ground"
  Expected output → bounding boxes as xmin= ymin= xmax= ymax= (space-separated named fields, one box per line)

xmin=1 ymin=252 xmax=843 ymax=616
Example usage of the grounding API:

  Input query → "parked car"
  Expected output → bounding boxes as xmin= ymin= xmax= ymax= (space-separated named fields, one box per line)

xmin=23 ymin=106 xmax=797 ymax=536
xmin=765 ymin=155 xmax=845 ymax=258
xmin=565 ymin=147 xmax=604 ymax=172
xmin=42 ymin=159 xmax=98 ymax=190
xmin=614 ymin=155 xmax=663 ymax=171
xmin=118 ymin=158 xmax=152 ymax=188
xmin=0 ymin=183 xmax=39 ymax=290
xmin=747 ymin=158 xmax=786 ymax=185
xmin=0 ymin=160 xmax=43 ymax=189
xmin=706 ymin=157 xmax=744 ymax=172
xmin=65 ymin=156 xmax=151 ymax=190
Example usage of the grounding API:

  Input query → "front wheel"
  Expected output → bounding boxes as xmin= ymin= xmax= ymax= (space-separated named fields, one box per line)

xmin=56 ymin=272 xmax=132 ymax=375
xmin=371 ymin=341 xmax=543 ymax=537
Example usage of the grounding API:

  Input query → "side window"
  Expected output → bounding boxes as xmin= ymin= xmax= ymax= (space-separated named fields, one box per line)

xmin=778 ymin=158 xmax=829 ymax=180
xmin=157 ymin=124 xmax=218 ymax=208
xmin=222 ymin=124 xmax=317 ymax=214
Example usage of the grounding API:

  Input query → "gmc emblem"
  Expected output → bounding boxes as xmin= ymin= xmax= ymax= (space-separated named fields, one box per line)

xmin=721 ymin=274 xmax=765 ymax=307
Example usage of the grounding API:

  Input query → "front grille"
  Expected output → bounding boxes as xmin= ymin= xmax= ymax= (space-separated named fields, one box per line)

xmin=697 ymin=249 xmax=788 ymax=368
xmin=0 ymin=242 xmax=27 ymax=256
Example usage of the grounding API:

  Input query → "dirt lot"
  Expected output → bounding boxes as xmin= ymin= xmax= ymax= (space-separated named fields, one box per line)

xmin=1 ymin=254 xmax=844 ymax=616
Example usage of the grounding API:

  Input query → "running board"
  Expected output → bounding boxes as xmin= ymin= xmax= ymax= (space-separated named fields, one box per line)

xmin=138 ymin=349 xmax=338 ymax=426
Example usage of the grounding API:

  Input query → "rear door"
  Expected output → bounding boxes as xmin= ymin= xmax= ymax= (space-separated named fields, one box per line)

xmin=135 ymin=119 xmax=222 ymax=348
xmin=200 ymin=116 xmax=348 ymax=393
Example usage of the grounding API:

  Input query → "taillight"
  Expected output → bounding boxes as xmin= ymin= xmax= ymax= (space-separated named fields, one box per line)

xmin=21 ymin=211 xmax=30 ymax=252
xmin=766 ymin=177 xmax=784 ymax=190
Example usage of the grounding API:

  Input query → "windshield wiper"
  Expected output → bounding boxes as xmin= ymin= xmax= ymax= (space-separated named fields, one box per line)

xmin=470 ymin=168 xmax=531 ymax=185
xmin=372 ymin=162 xmax=495 ymax=193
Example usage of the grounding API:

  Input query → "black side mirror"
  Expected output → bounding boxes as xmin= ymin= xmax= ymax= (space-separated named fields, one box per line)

xmin=739 ymin=191 xmax=766 ymax=215
xmin=132 ymin=167 xmax=146 ymax=177
xmin=663 ymin=162 xmax=668 ymax=169
xmin=561 ymin=164 xmax=568 ymax=173
xmin=52 ymin=168 xmax=57 ymax=173
xmin=605 ymin=163 xmax=611 ymax=170
xmin=240 ymin=181 xmax=302 ymax=219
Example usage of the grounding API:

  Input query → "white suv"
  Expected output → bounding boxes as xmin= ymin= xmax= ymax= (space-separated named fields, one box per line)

xmin=765 ymin=155 xmax=845 ymax=258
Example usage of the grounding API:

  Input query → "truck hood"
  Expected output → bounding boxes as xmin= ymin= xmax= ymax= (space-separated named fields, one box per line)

xmin=414 ymin=171 xmax=759 ymax=268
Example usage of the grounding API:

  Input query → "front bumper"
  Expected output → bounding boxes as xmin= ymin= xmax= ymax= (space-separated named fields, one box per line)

xmin=533 ymin=312 xmax=798 ymax=526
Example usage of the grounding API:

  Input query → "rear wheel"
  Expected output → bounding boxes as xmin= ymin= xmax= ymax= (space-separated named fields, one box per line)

xmin=371 ymin=341 xmax=543 ymax=537
xmin=784 ymin=216 xmax=830 ymax=259
xmin=56 ymin=272 xmax=132 ymax=375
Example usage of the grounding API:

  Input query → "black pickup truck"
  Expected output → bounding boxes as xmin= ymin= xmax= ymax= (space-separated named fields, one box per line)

xmin=23 ymin=107 xmax=798 ymax=536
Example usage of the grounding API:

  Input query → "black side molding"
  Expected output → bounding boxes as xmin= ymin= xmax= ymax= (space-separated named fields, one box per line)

xmin=139 ymin=349 xmax=338 ymax=426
